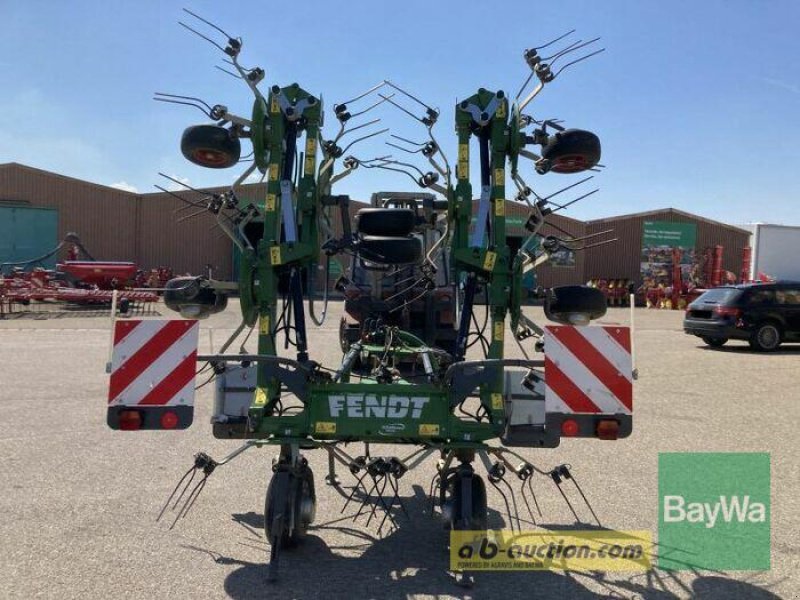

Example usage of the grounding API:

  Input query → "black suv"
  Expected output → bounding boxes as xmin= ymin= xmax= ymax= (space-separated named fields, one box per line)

xmin=684 ymin=282 xmax=800 ymax=351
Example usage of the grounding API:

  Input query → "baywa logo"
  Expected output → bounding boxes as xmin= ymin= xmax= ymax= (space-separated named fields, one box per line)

xmin=658 ymin=453 xmax=770 ymax=571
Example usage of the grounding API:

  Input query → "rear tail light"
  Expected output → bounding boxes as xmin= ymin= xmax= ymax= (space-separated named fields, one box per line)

xmin=561 ymin=419 xmax=579 ymax=437
xmin=714 ymin=306 xmax=741 ymax=318
xmin=160 ymin=410 xmax=179 ymax=430
xmin=596 ymin=419 xmax=620 ymax=440
xmin=119 ymin=410 xmax=143 ymax=431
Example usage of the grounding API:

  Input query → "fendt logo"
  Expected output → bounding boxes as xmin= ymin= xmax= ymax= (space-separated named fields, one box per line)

xmin=663 ymin=495 xmax=767 ymax=529
xmin=328 ymin=394 xmax=430 ymax=419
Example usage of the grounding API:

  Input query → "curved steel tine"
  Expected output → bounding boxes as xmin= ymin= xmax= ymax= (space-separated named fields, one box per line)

xmin=182 ymin=8 xmax=235 ymax=41
xmin=391 ymin=134 xmax=426 ymax=147
xmin=170 ymin=475 xmax=208 ymax=529
xmin=179 ymin=476 xmax=209 ymax=520
xmin=215 ymin=65 xmax=242 ymax=79
xmin=568 ymin=473 xmax=602 ymax=527
xmin=383 ymin=80 xmax=435 ymax=112
xmin=153 ymin=185 xmax=205 ymax=212
xmin=548 ymin=37 xmax=601 ymax=66
xmin=543 ymin=175 xmax=594 ymax=203
xmin=380 ymin=158 xmax=425 ymax=178
xmin=156 ymin=465 xmax=196 ymax=522
xmin=153 ymin=92 xmax=214 ymax=112
xmin=178 ymin=21 xmax=228 ymax=54
xmin=489 ymin=478 xmax=515 ymax=532
xmin=378 ymin=93 xmax=423 ymax=123
xmin=369 ymin=163 xmax=420 ymax=187
xmin=341 ymin=128 xmax=390 ymax=155
xmin=520 ymin=479 xmax=536 ymax=525
xmin=176 ymin=207 xmax=208 ymax=224
xmin=387 ymin=287 xmax=430 ymax=315
xmin=501 ymin=476 xmax=521 ymax=532
xmin=515 ymin=71 xmax=536 ymax=102
xmin=337 ymin=81 xmax=389 ymax=107
xmin=386 ymin=141 xmax=423 ymax=154
xmin=152 ymin=96 xmax=212 ymax=118
xmin=548 ymin=189 xmax=599 ymax=215
xmin=158 ymin=172 xmax=207 ymax=194
xmin=340 ymin=118 xmax=382 ymax=139
xmin=542 ymin=38 xmax=585 ymax=62
xmin=527 ymin=477 xmax=543 ymax=518
xmin=554 ymin=48 xmax=606 ymax=79
xmin=353 ymin=473 xmax=379 ymax=521
xmin=551 ymin=473 xmax=580 ymax=523
xmin=366 ymin=475 xmax=390 ymax=527
xmin=533 ymin=29 xmax=577 ymax=51
xmin=349 ymin=94 xmax=395 ymax=119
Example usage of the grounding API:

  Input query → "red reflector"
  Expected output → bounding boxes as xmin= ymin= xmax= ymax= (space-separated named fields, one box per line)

xmin=561 ymin=419 xmax=579 ymax=437
xmin=596 ymin=419 xmax=620 ymax=440
xmin=160 ymin=410 xmax=179 ymax=430
xmin=119 ymin=410 xmax=142 ymax=431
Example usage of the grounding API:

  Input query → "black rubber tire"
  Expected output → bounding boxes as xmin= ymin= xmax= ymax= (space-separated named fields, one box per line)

xmin=702 ymin=336 xmax=728 ymax=348
xmin=356 ymin=208 xmax=416 ymax=237
xmin=544 ymin=285 xmax=607 ymax=324
xmin=359 ymin=235 xmax=422 ymax=265
xmin=541 ymin=129 xmax=601 ymax=173
xmin=749 ymin=322 xmax=782 ymax=352
xmin=451 ymin=473 xmax=488 ymax=531
xmin=265 ymin=466 xmax=316 ymax=548
xmin=164 ymin=276 xmax=227 ymax=319
xmin=181 ymin=124 xmax=241 ymax=169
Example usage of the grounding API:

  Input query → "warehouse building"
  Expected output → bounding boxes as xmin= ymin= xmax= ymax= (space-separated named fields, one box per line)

xmin=1 ymin=162 xmax=752 ymax=290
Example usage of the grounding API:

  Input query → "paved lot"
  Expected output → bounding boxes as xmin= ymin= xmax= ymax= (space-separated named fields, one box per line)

xmin=1 ymin=301 xmax=797 ymax=599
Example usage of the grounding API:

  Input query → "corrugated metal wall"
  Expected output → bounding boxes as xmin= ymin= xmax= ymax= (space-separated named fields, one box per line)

xmin=583 ymin=209 xmax=751 ymax=285
xmin=1 ymin=164 xmax=752 ymax=290
xmin=0 ymin=164 xmax=138 ymax=262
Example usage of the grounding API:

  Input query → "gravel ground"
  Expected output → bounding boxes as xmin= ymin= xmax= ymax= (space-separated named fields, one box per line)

xmin=0 ymin=301 xmax=796 ymax=599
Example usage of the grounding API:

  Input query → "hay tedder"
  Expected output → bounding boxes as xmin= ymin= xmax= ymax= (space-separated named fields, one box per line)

xmin=107 ymin=10 xmax=634 ymax=584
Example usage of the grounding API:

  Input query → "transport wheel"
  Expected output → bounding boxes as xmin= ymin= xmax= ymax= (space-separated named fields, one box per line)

xmin=359 ymin=236 xmax=422 ymax=265
xmin=749 ymin=323 xmax=781 ymax=352
xmin=264 ymin=464 xmax=316 ymax=548
xmin=355 ymin=208 xmax=416 ymax=236
xmin=701 ymin=336 xmax=727 ymax=348
xmin=181 ymin=124 xmax=241 ymax=169
xmin=450 ymin=472 xmax=488 ymax=531
xmin=540 ymin=129 xmax=601 ymax=173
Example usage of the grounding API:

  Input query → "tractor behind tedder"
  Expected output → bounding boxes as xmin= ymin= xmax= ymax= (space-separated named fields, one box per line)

xmin=107 ymin=11 xmax=635 ymax=586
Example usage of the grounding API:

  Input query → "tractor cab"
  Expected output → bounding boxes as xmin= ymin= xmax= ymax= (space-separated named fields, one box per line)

xmin=338 ymin=192 xmax=457 ymax=358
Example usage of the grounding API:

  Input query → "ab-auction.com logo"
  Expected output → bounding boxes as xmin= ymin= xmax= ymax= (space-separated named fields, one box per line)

xmin=658 ymin=453 xmax=770 ymax=571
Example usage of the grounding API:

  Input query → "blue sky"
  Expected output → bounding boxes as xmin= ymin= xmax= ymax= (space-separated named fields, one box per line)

xmin=2 ymin=1 xmax=799 ymax=225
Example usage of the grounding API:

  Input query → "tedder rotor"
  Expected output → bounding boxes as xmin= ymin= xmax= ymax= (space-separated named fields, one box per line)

xmin=106 ymin=10 xmax=634 ymax=585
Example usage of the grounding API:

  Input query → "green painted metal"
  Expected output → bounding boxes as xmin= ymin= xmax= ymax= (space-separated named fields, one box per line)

xmin=0 ymin=206 xmax=58 ymax=271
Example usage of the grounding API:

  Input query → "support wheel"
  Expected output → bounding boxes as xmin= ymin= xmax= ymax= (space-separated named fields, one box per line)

xmin=749 ymin=323 xmax=781 ymax=352
xmin=450 ymin=471 xmax=488 ymax=531
xmin=701 ymin=336 xmax=727 ymax=348
xmin=181 ymin=124 xmax=241 ymax=169
xmin=265 ymin=464 xmax=316 ymax=548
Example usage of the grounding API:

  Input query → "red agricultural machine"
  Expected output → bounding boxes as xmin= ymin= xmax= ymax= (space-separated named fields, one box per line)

xmin=589 ymin=245 xmax=760 ymax=310
xmin=0 ymin=233 xmax=165 ymax=317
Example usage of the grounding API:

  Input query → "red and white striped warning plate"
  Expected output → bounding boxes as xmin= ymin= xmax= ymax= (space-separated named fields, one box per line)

xmin=544 ymin=325 xmax=633 ymax=415
xmin=107 ymin=320 xmax=199 ymax=407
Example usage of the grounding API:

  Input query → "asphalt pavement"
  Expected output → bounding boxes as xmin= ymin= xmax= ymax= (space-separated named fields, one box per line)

xmin=0 ymin=301 xmax=796 ymax=599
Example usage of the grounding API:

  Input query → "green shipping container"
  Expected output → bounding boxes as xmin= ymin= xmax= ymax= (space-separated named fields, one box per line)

xmin=0 ymin=205 xmax=59 ymax=272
